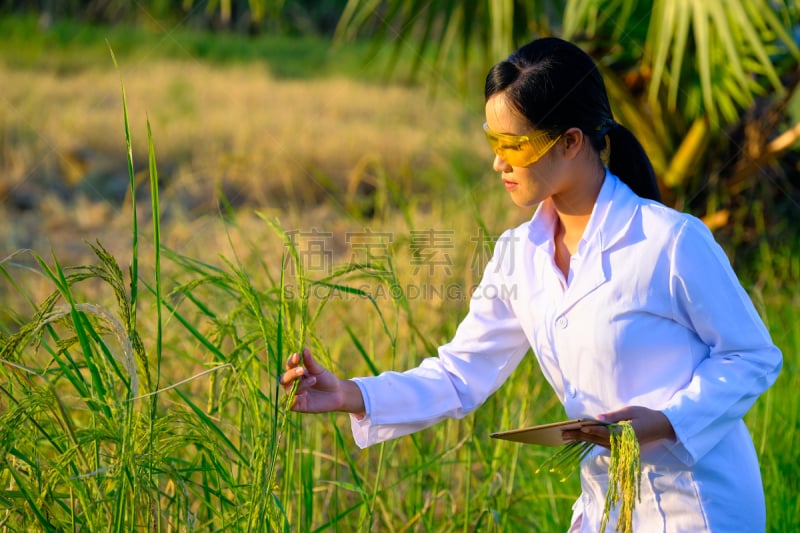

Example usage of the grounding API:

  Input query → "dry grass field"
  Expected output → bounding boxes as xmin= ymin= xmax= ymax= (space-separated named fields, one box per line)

xmin=1 ymin=57 xmax=512 ymax=266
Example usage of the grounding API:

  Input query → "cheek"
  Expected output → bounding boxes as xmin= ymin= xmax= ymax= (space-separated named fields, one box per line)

xmin=531 ymin=159 xmax=568 ymax=188
xmin=517 ymin=167 xmax=552 ymax=187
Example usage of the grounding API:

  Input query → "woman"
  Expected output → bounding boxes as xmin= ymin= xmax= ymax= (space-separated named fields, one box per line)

xmin=281 ymin=37 xmax=782 ymax=532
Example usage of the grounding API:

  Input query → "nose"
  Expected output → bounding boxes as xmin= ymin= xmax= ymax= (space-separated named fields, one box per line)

xmin=493 ymin=153 xmax=512 ymax=173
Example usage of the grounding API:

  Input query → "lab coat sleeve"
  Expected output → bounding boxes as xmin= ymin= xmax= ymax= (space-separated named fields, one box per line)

xmin=661 ymin=217 xmax=782 ymax=465
xmin=350 ymin=229 xmax=531 ymax=448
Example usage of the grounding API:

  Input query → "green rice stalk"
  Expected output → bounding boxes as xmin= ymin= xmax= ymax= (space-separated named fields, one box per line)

xmin=0 ymin=291 xmax=60 ymax=365
xmin=1 ymin=346 xmax=108 ymax=529
xmin=494 ymin=385 xmax=533 ymax=531
xmin=141 ymin=280 xmax=228 ymax=361
xmin=535 ymin=440 xmax=596 ymax=482
xmin=4 ymin=241 xmax=221 ymax=528
xmin=166 ymin=219 xmax=298 ymax=529
xmin=3 ymin=458 xmax=57 ymax=529
xmin=84 ymin=242 xmax=151 ymax=393
xmin=174 ymin=388 xmax=248 ymax=465
xmin=146 ymin=118 xmax=164 ymax=392
xmin=345 ymin=325 xmax=380 ymax=376
xmin=41 ymin=304 xmax=138 ymax=397
xmin=107 ymin=44 xmax=139 ymax=334
xmin=253 ymin=215 xmax=314 ymax=530
xmin=312 ymin=268 xmax=394 ymax=343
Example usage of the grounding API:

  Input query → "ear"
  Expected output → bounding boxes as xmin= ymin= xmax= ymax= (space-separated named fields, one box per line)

xmin=560 ymin=127 xmax=586 ymax=160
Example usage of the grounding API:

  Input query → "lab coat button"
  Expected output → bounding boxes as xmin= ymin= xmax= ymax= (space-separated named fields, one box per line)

xmin=567 ymin=385 xmax=577 ymax=398
xmin=556 ymin=316 xmax=568 ymax=329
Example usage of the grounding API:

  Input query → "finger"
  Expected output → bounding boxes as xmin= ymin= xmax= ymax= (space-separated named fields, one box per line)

xmin=292 ymin=390 xmax=318 ymax=413
xmin=299 ymin=375 xmax=317 ymax=389
xmin=596 ymin=405 xmax=635 ymax=424
xmin=299 ymin=348 xmax=326 ymax=376
xmin=285 ymin=351 xmax=300 ymax=371
xmin=565 ymin=424 xmax=610 ymax=441
xmin=580 ymin=425 xmax=611 ymax=444
xmin=564 ymin=425 xmax=611 ymax=440
xmin=279 ymin=366 xmax=306 ymax=387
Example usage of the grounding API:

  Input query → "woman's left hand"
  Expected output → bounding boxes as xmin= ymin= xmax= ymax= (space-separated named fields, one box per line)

xmin=561 ymin=406 xmax=676 ymax=449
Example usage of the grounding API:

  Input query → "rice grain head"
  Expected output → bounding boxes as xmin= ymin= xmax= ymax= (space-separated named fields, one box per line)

xmin=600 ymin=421 xmax=641 ymax=533
xmin=39 ymin=303 xmax=138 ymax=396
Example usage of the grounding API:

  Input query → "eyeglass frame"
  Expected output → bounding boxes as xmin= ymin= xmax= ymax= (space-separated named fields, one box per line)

xmin=482 ymin=122 xmax=562 ymax=167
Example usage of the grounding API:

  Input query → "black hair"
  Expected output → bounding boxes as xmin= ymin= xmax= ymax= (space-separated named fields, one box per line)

xmin=485 ymin=37 xmax=662 ymax=202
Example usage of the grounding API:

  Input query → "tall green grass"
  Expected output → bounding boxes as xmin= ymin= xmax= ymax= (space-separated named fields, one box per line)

xmin=0 ymin=71 xmax=798 ymax=533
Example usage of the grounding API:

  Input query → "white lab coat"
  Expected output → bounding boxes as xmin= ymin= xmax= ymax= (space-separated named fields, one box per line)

xmin=350 ymin=171 xmax=782 ymax=532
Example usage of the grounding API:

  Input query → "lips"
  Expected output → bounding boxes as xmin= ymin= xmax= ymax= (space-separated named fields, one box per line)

xmin=502 ymin=179 xmax=518 ymax=190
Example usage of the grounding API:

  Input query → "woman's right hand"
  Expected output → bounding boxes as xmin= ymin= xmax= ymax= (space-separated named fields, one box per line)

xmin=280 ymin=348 xmax=366 ymax=417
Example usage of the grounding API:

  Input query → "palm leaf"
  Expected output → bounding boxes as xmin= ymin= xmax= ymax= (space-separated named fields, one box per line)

xmin=335 ymin=1 xmax=559 ymax=81
xmin=640 ymin=0 xmax=799 ymax=124
xmin=339 ymin=0 xmax=798 ymax=128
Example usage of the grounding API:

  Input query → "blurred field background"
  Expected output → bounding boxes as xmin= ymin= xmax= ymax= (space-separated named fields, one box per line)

xmin=0 ymin=2 xmax=799 ymax=531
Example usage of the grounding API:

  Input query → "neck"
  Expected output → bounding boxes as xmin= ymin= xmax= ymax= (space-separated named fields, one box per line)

xmin=553 ymin=164 xmax=606 ymax=251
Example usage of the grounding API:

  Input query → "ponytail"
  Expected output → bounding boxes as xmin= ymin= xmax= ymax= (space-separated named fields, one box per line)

xmin=606 ymin=123 xmax=662 ymax=202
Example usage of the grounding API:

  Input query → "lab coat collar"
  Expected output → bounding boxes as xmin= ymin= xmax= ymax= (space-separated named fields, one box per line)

xmin=526 ymin=170 xmax=642 ymax=312
xmin=526 ymin=170 xmax=640 ymax=252
xmin=594 ymin=170 xmax=641 ymax=253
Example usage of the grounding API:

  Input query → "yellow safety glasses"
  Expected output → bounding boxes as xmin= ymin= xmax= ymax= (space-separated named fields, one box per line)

xmin=483 ymin=122 xmax=561 ymax=167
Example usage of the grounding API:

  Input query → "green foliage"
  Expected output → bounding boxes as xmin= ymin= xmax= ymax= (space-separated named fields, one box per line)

xmin=334 ymin=0 xmax=800 ymax=127
xmin=564 ymin=0 xmax=800 ymax=124
xmin=0 ymin=0 xmax=349 ymax=35
xmin=0 ymin=13 xmax=417 ymax=81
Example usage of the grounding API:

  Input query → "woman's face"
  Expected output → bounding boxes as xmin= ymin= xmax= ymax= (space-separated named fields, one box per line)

xmin=484 ymin=93 xmax=568 ymax=208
